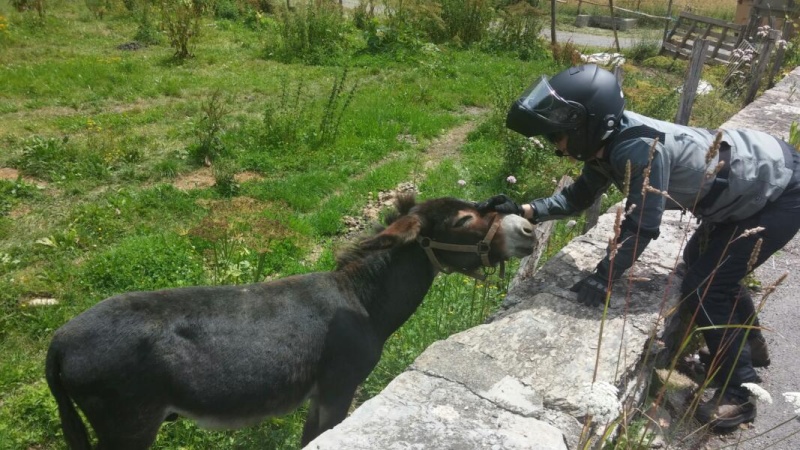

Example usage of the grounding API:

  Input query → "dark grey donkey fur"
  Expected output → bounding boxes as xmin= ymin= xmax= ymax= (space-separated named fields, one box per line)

xmin=45 ymin=195 xmax=535 ymax=449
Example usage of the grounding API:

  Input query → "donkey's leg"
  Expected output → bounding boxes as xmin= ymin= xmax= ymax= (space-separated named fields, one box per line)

xmin=300 ymin=382 xmax=359 ymax=446
xmin=83 ymin=403 xmax=164 ymax=450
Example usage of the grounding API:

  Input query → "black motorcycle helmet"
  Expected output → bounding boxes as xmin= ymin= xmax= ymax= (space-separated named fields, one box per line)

xmin=506 ymin=64 xmax=625 ymax=161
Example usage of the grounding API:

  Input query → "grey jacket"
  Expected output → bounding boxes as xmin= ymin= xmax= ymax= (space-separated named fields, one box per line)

xmin=530 ymin=111 xmax=795 ymax=279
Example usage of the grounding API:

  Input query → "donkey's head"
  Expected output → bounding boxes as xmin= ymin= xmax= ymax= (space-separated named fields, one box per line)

xmin=357 ymin=194 xmax=535 ymax=278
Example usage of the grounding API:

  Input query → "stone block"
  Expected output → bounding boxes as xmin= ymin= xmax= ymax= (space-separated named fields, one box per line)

xmin=575 ymin=14 xmax=590 ymax=28
xmin=590 ymin=16 xmax=637 ymax=31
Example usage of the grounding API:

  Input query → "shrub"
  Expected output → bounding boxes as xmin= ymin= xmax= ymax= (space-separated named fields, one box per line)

xmin=15 ymin=135 xmax=108 ymax=182
xmin=482 ymin=1 xmax=547 ymax=60
xmin=191 ymin=89 xmax=230 ymax=166
xmin=158 ymin=0 xmax=206 ymax=58
xmin=270 ymin=0 xmax=352 ymax=65
xmin=438 ymin=0 xmax=494 ymax=46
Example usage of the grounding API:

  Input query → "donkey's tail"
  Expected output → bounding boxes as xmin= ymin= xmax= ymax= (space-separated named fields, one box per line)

xmin=45 ymin=344 xmax=91 ymax=450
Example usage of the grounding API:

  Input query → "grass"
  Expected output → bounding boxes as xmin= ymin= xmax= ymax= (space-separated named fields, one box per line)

xmin=1 ymin=0 xmax=779 ymax=449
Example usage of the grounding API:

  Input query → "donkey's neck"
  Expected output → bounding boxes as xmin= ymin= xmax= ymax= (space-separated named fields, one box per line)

xmin=342 ymin=245 xmax=437 ymax=342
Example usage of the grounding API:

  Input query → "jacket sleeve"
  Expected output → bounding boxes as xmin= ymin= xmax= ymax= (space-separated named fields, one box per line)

xmin=529 ymin=164 xmax=612 ymax=223
xmin=596 ymin=139 xmax=668 ymax=280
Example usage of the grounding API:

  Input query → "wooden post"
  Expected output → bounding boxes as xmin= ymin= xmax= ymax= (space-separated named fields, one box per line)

xmin=551 ymin=0 xmax=557 ymax=45
xmin=662 ymin=0 xmax=675 ymax=44
xmin=675 ymin=38 xmax=709 ymax=125
xmin=577 ymin=0 xmax=583 ymax=16
xmin=608 ymin=0 xmax=621 ymax=52
xmin=768 ymin=24 xmax=789 ymax=89
xmin=745 ymin=29 xmax=779 ymax=105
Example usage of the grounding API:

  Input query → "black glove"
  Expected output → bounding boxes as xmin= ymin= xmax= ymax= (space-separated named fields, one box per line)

xmin=477 ymin=194 xmax=523 ymax=216
xmin=570 ymin=273 xmax=609 ymax=308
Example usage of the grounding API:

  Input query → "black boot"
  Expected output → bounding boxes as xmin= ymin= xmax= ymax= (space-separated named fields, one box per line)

xmin=695 ymin=387 xmax=757 ymax=431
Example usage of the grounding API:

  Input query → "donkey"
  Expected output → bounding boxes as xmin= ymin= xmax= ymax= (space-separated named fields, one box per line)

xmin=45 ymin=195 xmax=535 ymax=449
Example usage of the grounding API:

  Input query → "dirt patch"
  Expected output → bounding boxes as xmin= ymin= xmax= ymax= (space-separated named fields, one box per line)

xmin=0 ymin=167 xmax=49 ymax=188
xmin=173 ymin=167 xmax=215 ymax=191
xmin=234 ymin=171 xmax=264 ymax=183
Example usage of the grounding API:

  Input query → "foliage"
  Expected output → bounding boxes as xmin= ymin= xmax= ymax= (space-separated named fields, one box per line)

xmin=437 ymin=0 xmax=494 ymax=46
xmin=14 ymin=135 xmax=108 ymax=182
xmin=212 ymin=158 xmax=240 ymax=197
xmin=269 ymin=0 xmax=353 ymax=65
xmin=188 ymin=201 xmax=300 ymax=284
xmin=789 ymin=121 xmax=800 ymax=149
xmin=133 ymin=0 xmax=162 ymax=45
xmin=482 ymin=0 xmax=548 ymax=61
xmin=551 ymin=40 xmax=582 ymax=68
xmin=367 ymin=0 xmax=444 ymax=57
xmin=9 ymin=0 xmax=46 ymax=19
xmin=158 ymin=0 xmax=206 ymax=58
xmin=0 ymin=177 xmax=39 ymax=217
xmin=191 ymin=89 xmax=230 ymax=166
xmin=80 ymin=233 xmax=207 ymax=295
xmin=318 ymin=67 xmax=358 ymax=147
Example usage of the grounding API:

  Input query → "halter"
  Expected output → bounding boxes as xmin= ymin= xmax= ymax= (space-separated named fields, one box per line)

xmin=416 ymin=215 xmax=505 ymax=281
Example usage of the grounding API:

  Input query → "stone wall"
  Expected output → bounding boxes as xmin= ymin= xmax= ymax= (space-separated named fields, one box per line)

xmin=305 ymin=67 xmax=800 ymax=449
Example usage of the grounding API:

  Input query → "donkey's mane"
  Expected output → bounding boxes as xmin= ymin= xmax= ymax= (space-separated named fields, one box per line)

xmin=335 ymin=193 xmax=418 ymax=269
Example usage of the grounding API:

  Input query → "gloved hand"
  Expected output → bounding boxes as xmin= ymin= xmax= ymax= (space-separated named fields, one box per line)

xmin=477 ymin=194 xmax=523 ymax=216
xmin=570 ymin=273 xmax=609 ymax=308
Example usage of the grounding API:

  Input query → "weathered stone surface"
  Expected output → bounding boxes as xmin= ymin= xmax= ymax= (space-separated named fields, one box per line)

xmin=307 ymin=370 xmax=568 ymax=450
xmin=723 ymin=66 xmax=800 ymax=140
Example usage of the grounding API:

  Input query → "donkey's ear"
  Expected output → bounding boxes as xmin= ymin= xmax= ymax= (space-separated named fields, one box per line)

xmin=360 ymin=214 xmax=422 ymax=251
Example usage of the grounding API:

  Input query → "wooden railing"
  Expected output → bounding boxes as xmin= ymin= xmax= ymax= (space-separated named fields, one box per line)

xmin=661 ymin=11 xmax=744 ymax=65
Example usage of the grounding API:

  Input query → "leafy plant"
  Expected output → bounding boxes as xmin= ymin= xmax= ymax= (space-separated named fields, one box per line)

xmin=158 ymin=0 xmax=206 ymax=58
xmin=191 ymin=89 xmax=230 ymax=166
xmin=188 ymin=204 xmax=299 ymax=285
xmin=318 ymin=67 xmax=358 ymax=147
xmin=270 ymin=0 xmax=352 ymax=65
xmin=482 ymin=0 xmax=546 ymax=61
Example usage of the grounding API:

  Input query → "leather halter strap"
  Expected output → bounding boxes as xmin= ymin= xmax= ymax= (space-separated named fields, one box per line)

xmin=416 ymin=215 xmax=505 ymax=281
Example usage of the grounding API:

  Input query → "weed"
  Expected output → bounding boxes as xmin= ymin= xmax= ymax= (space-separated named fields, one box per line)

xmin=191 ymin=89 xmax=230 ymax=166
xmin=270 ymin=0 xmax=352 ymax=65
xmin=212 ymin=159 xmax=239 ymax=197
xmin=482 ymin=1 xmax=547 ymax=61
xmin=133 ymin=0 xmax=162 ymax=45
xmin=10 ymin=0 xmax=46 ymax=19
xmin=15 ymin=135 xmax=108 ymax=183
xmin=318 ymin=67 xmax=358 ymax=148
xmin=789 ymin=121 xmax=800 ymax=148
xmin=188 ymin=203 xmax=299 ymax=284
xmin=158 ymin=0 xmax=205 ymax=58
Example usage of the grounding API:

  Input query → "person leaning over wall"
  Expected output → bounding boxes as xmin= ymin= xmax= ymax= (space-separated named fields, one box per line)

xmin=479 ymin=64 xmax=800 ymax=431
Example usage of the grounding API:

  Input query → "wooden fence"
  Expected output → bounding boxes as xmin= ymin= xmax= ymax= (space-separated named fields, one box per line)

xmin=661 ymin=11 xmax=744 ymax=65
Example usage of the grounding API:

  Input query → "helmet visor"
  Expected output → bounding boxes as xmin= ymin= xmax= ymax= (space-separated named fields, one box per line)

xmin=511 ymin=76 xmax=586 ymax=136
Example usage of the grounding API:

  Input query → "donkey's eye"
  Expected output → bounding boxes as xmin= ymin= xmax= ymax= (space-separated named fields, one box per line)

xmin=453 ymin=215 xmax=472 ymax=228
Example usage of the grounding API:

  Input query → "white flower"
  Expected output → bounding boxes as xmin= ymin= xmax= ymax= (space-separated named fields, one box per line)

xmin=506 ymin=175 xmax=517 ymax=184
xmin=457 ymin=179 xmax=466 ymax=187
xmin=577 ymin=381 xmax=622 ymax=424
xmin=783 ymin=392 xmax=800 ymax=414
xmin=742 ymin=383 xmax=773 ymax=404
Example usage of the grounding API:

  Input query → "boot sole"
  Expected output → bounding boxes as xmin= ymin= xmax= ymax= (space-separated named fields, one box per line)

xmin=708 ymin=408 xmax=757 ymax=432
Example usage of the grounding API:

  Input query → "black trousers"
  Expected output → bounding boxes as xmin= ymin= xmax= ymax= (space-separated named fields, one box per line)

xmin=681 ymin=147 xmax=800 ymax=388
